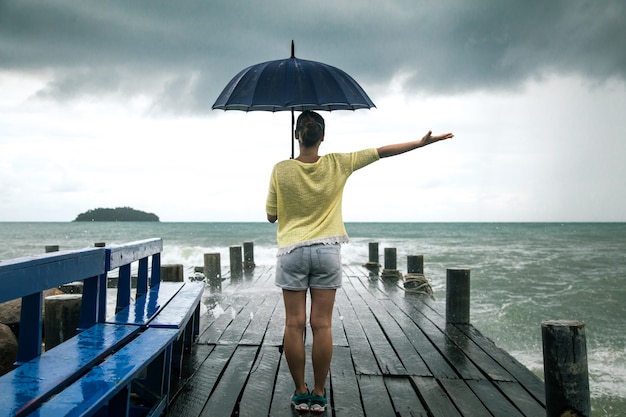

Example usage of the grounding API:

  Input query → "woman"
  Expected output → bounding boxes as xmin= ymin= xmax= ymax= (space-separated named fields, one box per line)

xmin=266 ymin=110 xmax=453 ymax=412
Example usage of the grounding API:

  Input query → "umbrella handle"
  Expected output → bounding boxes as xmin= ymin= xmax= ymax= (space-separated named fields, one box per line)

xmin=291 ymin=109 xmax=295 ymax=159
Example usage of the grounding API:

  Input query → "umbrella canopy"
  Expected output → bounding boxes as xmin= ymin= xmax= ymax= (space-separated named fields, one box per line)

xmin=212 ymin=42 xmax=375 ymax=157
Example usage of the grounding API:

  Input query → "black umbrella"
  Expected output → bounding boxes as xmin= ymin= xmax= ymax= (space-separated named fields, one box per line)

xmin=212 ymin=41 xmax=375 ymax=158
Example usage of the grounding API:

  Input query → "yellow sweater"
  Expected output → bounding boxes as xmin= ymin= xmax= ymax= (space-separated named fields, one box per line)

xmin=266 ymin=148 xmax=380 ymax=254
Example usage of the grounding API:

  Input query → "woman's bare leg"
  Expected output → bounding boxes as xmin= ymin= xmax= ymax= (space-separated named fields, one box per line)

xmin=282 ymin=289 xmax=308 ymax=394
xmin=309 ymin=288 xmax=336 ymax=396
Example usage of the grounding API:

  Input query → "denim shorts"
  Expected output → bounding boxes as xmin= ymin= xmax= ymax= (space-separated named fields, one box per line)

xmin=275 ymin=244 xmax=342 ymax=291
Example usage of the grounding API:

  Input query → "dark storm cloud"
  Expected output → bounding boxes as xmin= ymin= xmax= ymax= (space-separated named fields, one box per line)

xmin=1 ymin=0 xmax=624 ymax=113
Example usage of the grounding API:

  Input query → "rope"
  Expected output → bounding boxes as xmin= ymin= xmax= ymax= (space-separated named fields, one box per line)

xmin=404 ymin=273 xmax=434 ymax=298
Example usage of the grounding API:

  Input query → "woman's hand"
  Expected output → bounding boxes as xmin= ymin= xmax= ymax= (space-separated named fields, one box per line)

xmin=422 ymin=131 xmax=454 ymax=146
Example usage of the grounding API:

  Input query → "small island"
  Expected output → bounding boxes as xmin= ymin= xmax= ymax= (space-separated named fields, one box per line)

xmin=73 ymin=207 xmax=160 ymax=222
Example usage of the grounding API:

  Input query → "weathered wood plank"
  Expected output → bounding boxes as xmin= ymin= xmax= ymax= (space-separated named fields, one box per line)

xmin=384 ymin=376 xmax=429 ymax=416
xmin=269 ymin=355 xmax=302 ymax=417
xmin=168 ymin=344 xmax=235 ymax=416
xmin=379 ymin=299 xmax=458 ymax=378
xmin=335 ymin=294 xmax=382 ymax=376
xmin=466 ymin=379 xmax=525 ymax=417
xmin=411 ymin=376 xmax=463 ymax=417
xmin=342 ymin=285 xmax=407 ymax=376
xmin=199 ymin=345 xmax=258 ymax=417
xmin=496 ymin=380 xmax=546 ymax=417
xmin=238 ymin=346 xmax=282 ymax=416
xmin=239 ymin=292 xmax=281 ymax=346
xmin=356 ymin=375 xmax=396 ymax=417
xmin=438 ymin=378 xmax=494 ymax=417
xmin=330 ymin=346 xmax=363 ymax=416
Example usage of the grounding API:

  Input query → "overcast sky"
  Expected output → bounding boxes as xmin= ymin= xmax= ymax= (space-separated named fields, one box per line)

xmin=1 ymin=0 xmax=625 ymax=222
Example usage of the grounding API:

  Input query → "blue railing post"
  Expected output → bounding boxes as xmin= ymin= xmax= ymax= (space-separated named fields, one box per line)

xmin=79 ymin=275 xmax=101 ymax=330
xmin=116 ymin=264 xmax=132 ymax=313
xmin=17 ymin=293 xmax=43 ymax=363
xmin=151 ymin=253 xmax=161 ymax=287
xmin=137 ymin=257 xmax=149 ymax=296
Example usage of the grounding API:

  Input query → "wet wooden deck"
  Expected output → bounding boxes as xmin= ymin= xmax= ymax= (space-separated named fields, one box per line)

xmin=165 ymin=264 xmax=546 ymax=417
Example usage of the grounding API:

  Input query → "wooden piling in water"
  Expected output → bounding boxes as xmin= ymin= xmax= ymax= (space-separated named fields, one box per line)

xmin=161 ymin=264 xmax=184 ymax=282
xmin=243 ymin=241 xmax=255 ymax=270
xmin=43 ymin=294 xmax=82 ymax=350
xmin=381 ymin=247 xmax=403 ymax=279
xmin=404 ymin=255 xmax=433 ymax=297
xmin=204 ymin=253 xmax=221 ymax=290
xmin=446 ymin=268 xmax=470 ymax=324
xmin=45 ymin=245 xmax=59 ymax=253
xmin=229 ymin=246 xmax=243 ymax=280
xmin=542 ymin=320 xmax=590 ymax=417
xmin=364 ymin=242 xmax=381 ymax=271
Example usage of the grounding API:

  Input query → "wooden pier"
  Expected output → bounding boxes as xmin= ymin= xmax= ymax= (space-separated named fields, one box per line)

xmin=166 ymin=263 xmax=546 ymax=417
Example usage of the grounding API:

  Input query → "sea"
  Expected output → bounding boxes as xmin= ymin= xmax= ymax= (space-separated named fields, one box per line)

xmin=1 ymin=222 xmax=625 ymax=416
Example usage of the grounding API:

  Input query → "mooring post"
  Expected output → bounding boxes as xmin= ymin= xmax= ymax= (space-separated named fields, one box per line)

xmin=542 ymin=320 xmax=590 ymax=417
xmin=230 ymin=246 xmax=243 ymax=280
xmin=161 ymin=264 xmax=184 ymax=282
xmin=44 ymin=294 xmax=82 ymax=350
xmin=446 ymin=268 xmax=471 ymax=324
xmin=407 ymin=255 xmax=424 ymax=275
xmin=45 ymin=245 xmax=59 ymax=253
xmin=204 ymin=253 xmax=222 ymax=290
xmin=405 ymin=255 xmax=433 ymax=297
xmin=243 ymin=241 xmax=256 ymax=270
xmin=381 ymin=247 xmax=402 ymax=279
xmin=364 ymin=242 xmax=381 ymax=271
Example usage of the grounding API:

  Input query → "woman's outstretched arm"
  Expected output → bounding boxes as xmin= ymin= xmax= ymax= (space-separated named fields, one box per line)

xmin=377 ymin=131 xmax=454 ymax=158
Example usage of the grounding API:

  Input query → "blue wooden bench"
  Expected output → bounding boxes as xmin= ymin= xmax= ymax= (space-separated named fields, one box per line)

xmin=104 ymin=239 xmax=204 ymax=384
xmin=0 ymin=238 xmax=204 ymax=417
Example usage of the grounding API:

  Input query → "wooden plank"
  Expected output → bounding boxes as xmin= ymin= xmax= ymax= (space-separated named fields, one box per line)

xmin=462 ymin=325 xmax=546 ymax=403
xmin=263 ymin=297 xmax=286 ymax=347
xmin=351 ymin=291 xmax=431 ymax=377
xmin=438 ymin=378 xmax=494 ymax=417
xmin=379 ymin=299 xmax=457 ymax=378
xmin=421 ymin=317 xmax=515 ymax=382
xmin=335 ymin=291 xmax=381 ymax=376
xmin=391 ymin=295 xmax=485 ymax=380
xmin=332 ymin=301 xmax=349 ymax=347
xmin=172 ymin=343 xmax=215 ymax=396
xmin=106 ymin=282 xmax=184 ymax=326
xmin=411 ymin=376 xmax=463 ymax=417
xmin=269 ymin=354 xmax=302 ymax=417
xmin=466 ymin=379 xmax=525 ymax=417
xmin=356 ymin=375 xmax=396 ymax=417
xmin=342 ymin=285 xmax=407 ymax=376
xmin=150 ymin=282 xmax=205 ymax=329
xmin=496 ymin=380 xmax=546 ymax=417
xmin=239 ymin=292 xmax=281 ymax=346
xmin=218 ymin=294 xmax=271 ymax=344
xmin=200 ymin=346 xmax=258 ymax=417
xmin=238 ymin=346 xmax=282 ymax=416
xmin=199 ymin=301 xmax=249 ymax=344
xmin=106 ymin=238 xmax=162 ymax=270
xmin=384 ymin=376 xmax=429 ymax=417
xmin=168 ymin=344 xmax=236 ymax=416
xmin=330 ymin=346 xmax=363 ymax=416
